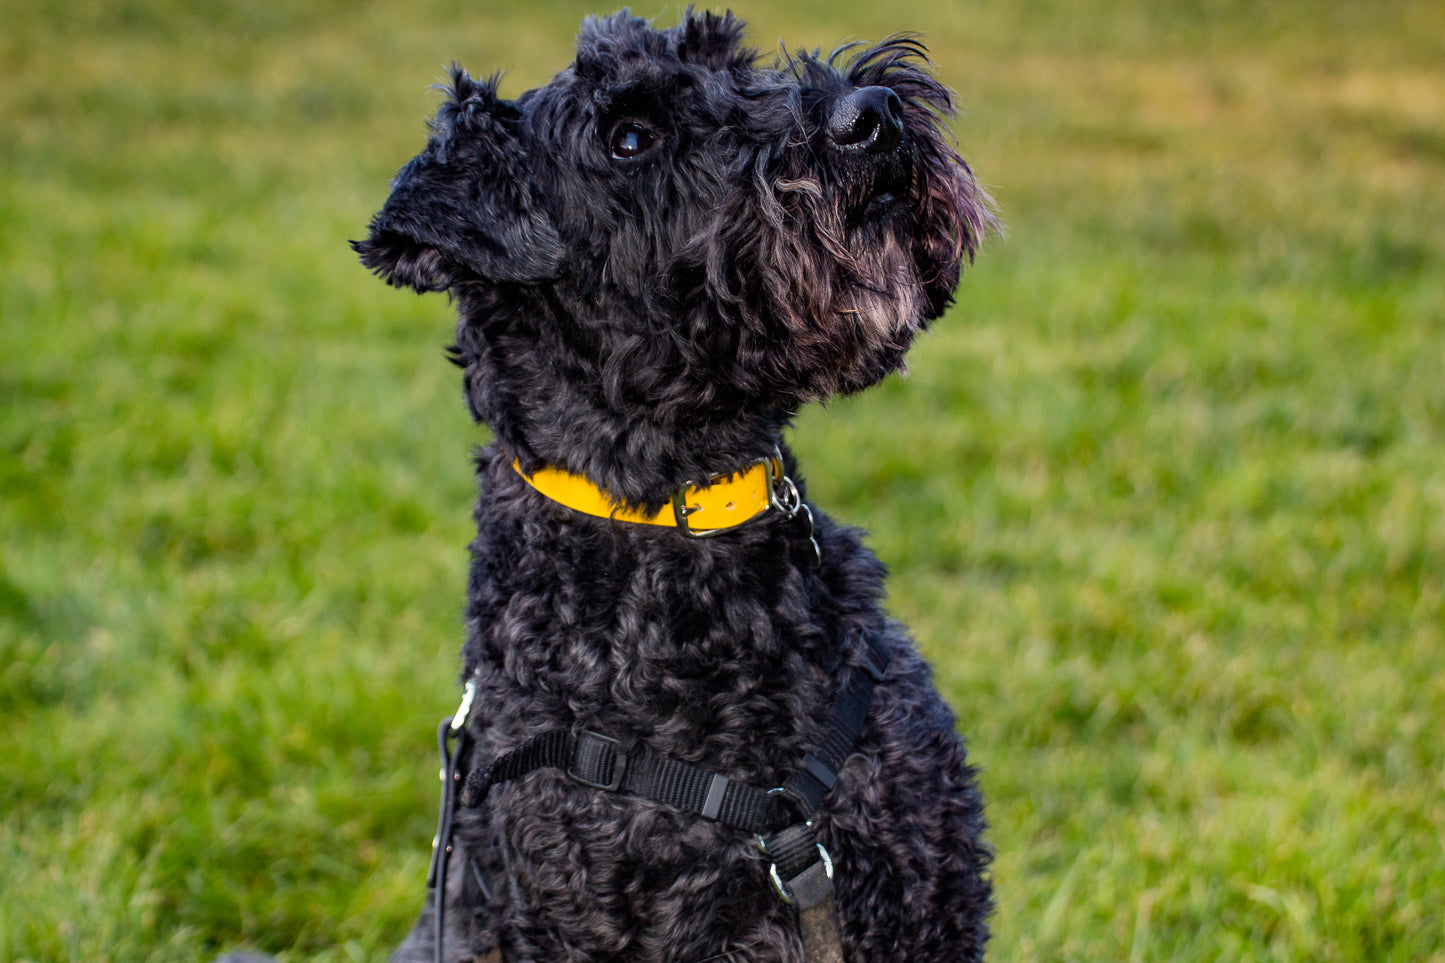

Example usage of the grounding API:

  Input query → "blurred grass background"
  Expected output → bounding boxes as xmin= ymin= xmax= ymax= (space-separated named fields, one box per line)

xmin=2 ymin=0 xmax=1442 ymax=960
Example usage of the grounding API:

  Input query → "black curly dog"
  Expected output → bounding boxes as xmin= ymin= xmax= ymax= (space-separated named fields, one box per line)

xmin=353 ymin=10 xmax=997 ymax=963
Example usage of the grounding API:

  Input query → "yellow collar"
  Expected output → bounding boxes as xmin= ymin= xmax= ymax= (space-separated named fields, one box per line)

xmin=514 ymin=454 xmax=784 ymax=537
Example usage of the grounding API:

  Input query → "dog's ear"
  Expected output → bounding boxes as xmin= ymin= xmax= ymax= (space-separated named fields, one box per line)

xmin=353 ymin=67 xmax=566 ymax=291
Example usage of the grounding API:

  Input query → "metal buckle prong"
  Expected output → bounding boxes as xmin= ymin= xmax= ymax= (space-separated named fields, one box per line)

xmin=671 ymin=489 xmax=729 ymax=538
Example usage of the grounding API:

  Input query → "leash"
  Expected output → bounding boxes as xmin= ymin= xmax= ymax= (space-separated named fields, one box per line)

xmin=430 ymin=681 xmax=480 ymax=963
xmin=428 ymin=631 xmax=890 ymax=963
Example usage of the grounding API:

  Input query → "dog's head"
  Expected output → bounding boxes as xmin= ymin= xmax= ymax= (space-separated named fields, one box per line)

xmin=356 ymin=10 xmax=994 ymax=427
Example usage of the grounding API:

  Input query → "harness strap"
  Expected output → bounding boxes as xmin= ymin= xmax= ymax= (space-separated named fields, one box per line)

xmin=460 ymin=632 xmax=888 ymax=828
xmin=435 ymin=631 xmax=891 ymax=962
xmin=772 ymin=639 xmax=887 ymax=819
xmin=460 ymin=728 xmax=778 ymax=832
xmin=799 ymin=895 xmax=847 ymax=963
xmin=431 ymin=716 xmax=471 ymax=963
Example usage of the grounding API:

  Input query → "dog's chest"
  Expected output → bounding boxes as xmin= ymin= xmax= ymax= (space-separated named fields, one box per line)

xmin=461 ymin=482 xmax=864 ymax=781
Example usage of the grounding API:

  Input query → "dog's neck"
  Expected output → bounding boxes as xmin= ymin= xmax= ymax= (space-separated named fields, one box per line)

xmin=453 ymin=285 xmax=812 ymax=510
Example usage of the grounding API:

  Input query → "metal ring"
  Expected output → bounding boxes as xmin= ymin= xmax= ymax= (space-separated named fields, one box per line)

xmin=770 ymin=475 xmax=802 ymax=517
xmin=765 ymin=785 xmax=807 ymax=825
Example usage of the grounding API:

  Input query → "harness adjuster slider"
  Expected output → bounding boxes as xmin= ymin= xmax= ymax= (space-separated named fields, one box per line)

xmin=569 ymin=730 xmax=628 ymax=791
xmin=761 ymin=841 xmax=834 ymax=906
xmin=860 ymin=650 xmax=886 ymax=684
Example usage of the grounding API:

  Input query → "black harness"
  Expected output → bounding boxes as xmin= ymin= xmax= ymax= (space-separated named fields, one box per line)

xmin=428 ymin=631 xmax=891 ymax=963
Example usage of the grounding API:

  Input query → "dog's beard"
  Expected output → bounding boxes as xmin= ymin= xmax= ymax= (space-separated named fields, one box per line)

xmin=838 ymin=229 xmax=925 ymax=340
xmin=767 ymin=172 xmax=928 ymax=335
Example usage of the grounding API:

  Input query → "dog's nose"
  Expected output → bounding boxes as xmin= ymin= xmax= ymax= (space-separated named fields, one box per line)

xmin=827 ymin=86 xmax=904 ymax=153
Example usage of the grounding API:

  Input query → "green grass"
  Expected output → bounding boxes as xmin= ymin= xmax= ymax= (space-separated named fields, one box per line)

xmin=2 ymin=0 xmax=1442 ymax=960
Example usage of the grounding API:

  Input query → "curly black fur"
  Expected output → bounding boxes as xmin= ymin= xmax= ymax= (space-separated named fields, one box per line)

xmin=355 ymin=10 xmax=997 ymax=962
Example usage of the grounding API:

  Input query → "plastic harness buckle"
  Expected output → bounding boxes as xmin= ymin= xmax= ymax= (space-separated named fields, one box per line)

xmin=568 ymin=730 xmax=627 ymax=791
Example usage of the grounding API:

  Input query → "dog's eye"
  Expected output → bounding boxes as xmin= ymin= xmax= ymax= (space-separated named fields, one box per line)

xmin=609 ymin=122 xmax=658 ymax=160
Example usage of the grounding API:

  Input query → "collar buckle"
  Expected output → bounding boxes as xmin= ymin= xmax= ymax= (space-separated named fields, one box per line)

xmin=671 ymin=452 xmax=784 ymax=538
